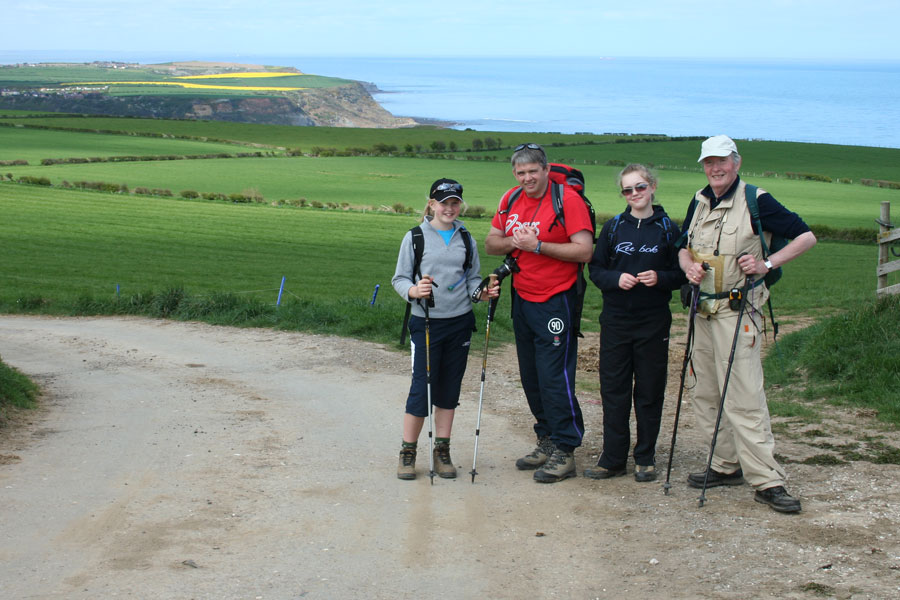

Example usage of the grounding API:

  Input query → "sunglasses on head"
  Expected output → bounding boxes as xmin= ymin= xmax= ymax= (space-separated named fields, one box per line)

xmin=513 ymin=143 xmax=544 ymax=153
xmin=621 ymin=183 xmax=650 ymax=196
xmin=434 ymin=182 xmax=463 ymax=194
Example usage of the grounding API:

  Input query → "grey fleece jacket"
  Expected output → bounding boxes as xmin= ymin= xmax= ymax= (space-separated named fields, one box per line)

xmin=391 ymin=217 xmax=483 ymax=319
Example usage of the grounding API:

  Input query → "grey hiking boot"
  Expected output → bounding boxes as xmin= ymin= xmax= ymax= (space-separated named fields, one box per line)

xmin=534 ymin=448 xmax=576 ymax=483
xmin=433 ymin=442 xmax=457 ymax=479
xmin=397 ymin=447 xmax=417 ymax=480
xmin=515 ymin=436 xmax=554 ymax=470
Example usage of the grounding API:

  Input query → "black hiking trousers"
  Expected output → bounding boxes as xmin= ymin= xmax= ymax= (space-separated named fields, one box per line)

xmin=596 ymin=308 xmax=671 ymax=470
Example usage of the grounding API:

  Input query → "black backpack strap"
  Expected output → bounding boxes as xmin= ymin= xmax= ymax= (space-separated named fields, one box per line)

xmin=606 ymin=214 xmax=622 ymax=258
xmin=459 ymin=227 xmax=473 ymax=272
xmin=675 ymin=198 xmax=696 ymax=249
xmin=499 ymin=188 xmax=522 ymax=216
xmin=548 ymin=182 xmax=566 ymax=232
xmin=400 ymin=226 xmax=425 ymax=345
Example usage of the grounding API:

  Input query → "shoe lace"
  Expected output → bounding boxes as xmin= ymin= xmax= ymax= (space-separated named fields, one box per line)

xmin=435 ymin=444 xmax=452 ymax=465
xmin=401 ymin=450 xmax=416 ymax=466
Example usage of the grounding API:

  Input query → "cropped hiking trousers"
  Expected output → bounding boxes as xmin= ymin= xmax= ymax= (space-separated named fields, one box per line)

xmin=405 ymin=311 xmax=475 ymax=417
xmin=512 ymin=286 xmax=584 ymax=452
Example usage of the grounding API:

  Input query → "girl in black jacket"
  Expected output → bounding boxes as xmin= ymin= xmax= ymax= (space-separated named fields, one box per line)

xmin=585 ymin=164 xmax=686 ymax=482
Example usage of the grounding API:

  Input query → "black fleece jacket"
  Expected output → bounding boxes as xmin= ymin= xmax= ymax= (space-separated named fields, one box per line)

xmin=588 ymin=205 xmax=686 ymax=317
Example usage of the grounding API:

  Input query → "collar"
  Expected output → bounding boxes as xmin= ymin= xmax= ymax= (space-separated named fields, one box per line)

xmin=700 ymin=176 xmax=741 ymax=208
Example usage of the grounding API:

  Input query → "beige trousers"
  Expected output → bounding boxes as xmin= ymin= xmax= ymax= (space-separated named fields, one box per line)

xmin=691 ymin=309 xmax=785 ymax=490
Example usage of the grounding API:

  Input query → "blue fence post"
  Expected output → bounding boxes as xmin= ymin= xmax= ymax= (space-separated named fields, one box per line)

xmin=276 ymin=276 xmax=286 ymax=306
xmin=370 ymin=284 xmax=380 ymax=306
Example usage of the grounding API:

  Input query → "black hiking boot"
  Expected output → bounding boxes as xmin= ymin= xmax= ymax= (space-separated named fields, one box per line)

xmin=754 ymin=486 xmax=802 ymax=513
xmin=515 ymin=436 xmax=554 ymax=470
xmin=583 ymin=464 xmax=626 ymax=480
xmin=687 ymin=468 xmax=744 ymax=489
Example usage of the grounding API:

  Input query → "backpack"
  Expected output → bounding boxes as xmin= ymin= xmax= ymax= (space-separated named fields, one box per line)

xmin=500 ymin=163 xmax=596 ymax=336
xmin=606 ymin=211 xmax=676 ymax=260
xmin=399 ymin=224 xmax=474 ymax=344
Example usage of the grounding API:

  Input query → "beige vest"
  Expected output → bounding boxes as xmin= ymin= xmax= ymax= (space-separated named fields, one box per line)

xmin=686 ymin=180 xmax=770 ymax=316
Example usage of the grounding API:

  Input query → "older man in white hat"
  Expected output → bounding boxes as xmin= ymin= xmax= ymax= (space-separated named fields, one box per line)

xmin=677 ymin=135 xmax=816 ymax=513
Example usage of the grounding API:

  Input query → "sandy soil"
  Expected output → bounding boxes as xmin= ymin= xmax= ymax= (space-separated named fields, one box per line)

xmin=0 ymin=315 xmax=898 ymax=599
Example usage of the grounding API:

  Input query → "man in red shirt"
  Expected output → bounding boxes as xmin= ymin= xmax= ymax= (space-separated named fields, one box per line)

xmin=485 ymin=143 xmax=594 ymax=482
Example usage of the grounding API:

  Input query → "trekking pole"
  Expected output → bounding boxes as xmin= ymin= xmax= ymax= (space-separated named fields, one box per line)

xmin=423 ymin=274 xmax=436 ymax=485
xmin=471 ymin=275 xmax=499 ymax=484
xmin=698 ymin=272 xmax=753 ymax=508
xmin=663 ymin=264 xmax=707 ymax=495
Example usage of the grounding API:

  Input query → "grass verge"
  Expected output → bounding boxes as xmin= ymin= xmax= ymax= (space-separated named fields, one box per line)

xmin=765 ymin=294 xmax=900 ymax=425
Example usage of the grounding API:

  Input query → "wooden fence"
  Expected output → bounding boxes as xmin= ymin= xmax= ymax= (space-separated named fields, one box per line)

xmin=877 ymin=201 xmax=900 ymax=296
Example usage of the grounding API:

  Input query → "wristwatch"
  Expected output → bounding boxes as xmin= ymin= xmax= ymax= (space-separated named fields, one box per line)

xmin=534 ymin=241 xmax=542 ymax=254
xmin=764 ymin=259 xmax=774 ymax=271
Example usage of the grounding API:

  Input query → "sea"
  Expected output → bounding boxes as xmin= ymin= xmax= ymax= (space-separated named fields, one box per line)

xmin=3 ymin=52 xmax=899 ymax=148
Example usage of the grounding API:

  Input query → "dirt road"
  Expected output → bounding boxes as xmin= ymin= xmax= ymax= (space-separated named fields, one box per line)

xmin=1 ymin=315 xmax=898 ymax=599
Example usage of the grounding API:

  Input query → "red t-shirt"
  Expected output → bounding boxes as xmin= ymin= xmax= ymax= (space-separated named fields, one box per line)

xmin=491 ymin=184 xmax=593 ymax=302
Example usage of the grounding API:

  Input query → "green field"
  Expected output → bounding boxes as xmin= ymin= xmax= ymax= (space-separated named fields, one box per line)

xmin=3 ymin=155 xmax=896 ymax=230
xmin=0 ymin=182 xmax=888 ymax=323
xmin=0 ymin=126 xmax=256 ymax=162
xmin=1 ymin=114 xmax=897 ymax=320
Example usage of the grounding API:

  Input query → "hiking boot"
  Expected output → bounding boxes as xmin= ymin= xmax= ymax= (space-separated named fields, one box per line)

xmin=634 ymin=465 xmax=657 ymax=482
xmin=583 ymin=464 xmax=626 ymax=480
xmin=433 ymin=442 xmax=457 ymax=479
xmin=534 ymin=448 xmax=576 ymax=483
xmin=754 ymin=486 xmax=802 ymax=513
xmin=397 ymin=448 xmax=417 ymax=480
xmin=687 ymin=468 xmax=744 ymax=489
xmin=515 ymin=436 xmax=554 ymax=470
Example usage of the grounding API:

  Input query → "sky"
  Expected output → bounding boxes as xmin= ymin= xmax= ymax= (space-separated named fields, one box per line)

xmin=2 ymin=0 xmax=898 ymax=62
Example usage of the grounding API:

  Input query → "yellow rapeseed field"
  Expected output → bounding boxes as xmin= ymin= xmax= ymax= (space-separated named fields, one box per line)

xmin=74 ymin=80 xmax=306 ymax=91
xmin=174 ymin=72 xmax=304 ymax=79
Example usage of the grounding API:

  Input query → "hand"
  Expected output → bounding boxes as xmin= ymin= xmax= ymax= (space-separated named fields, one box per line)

xmin=409 ymin=275 xmax=434 ymax=299
xmin=636 ymin=270 xmax=658 ymax=287
xmin=618 ymin=273 xmax=639 ymax=290
xmin=511 ymin=225 xmax=539 ymax=252
xmin=481 ymin=278 xmax=501 ymax=300
xmin=737 ymin=254 xmax=763 ymax=276
xmin=685 ymin=262 xmax=708 ymax=285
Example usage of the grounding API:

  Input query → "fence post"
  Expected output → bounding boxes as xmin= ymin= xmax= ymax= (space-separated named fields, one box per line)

xmin=876 ymin=202 xmax=900 ymax=296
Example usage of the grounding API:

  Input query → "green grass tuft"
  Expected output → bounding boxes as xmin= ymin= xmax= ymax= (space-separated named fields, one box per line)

xmin=0 ymin=359 xmax=40 ymax=411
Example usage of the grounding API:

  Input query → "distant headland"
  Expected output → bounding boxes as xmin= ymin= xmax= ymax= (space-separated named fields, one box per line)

xmin=0 ymin=60 xmax=430 ymax=128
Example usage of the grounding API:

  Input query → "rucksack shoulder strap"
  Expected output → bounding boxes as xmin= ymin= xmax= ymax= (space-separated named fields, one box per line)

xmin=410 ymin=225 xmax=425 ymax=278
xmin=500 ymin=188 xmax=523 ymax=215
xmin=459 ymin=226 xmax=473 ymax=271
xmin=549 ymin=182 xmax=566 ymax=231
xmin=743 ymin=183 xmax=771 ymax=256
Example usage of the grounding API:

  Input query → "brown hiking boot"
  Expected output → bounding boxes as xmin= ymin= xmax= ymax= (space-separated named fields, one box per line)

xmin=515 ymin=436 xmax=554 ymax=470
xmin=433 ymin=441 xmax=457 ymax=479
xmin=397 ymin=447 xmax=417 ymax=480
xmin=534 ymin=448 xmax=576 ymax=483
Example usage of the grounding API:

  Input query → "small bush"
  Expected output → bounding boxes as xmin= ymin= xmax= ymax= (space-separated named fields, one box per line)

xmin=17 ymin=175 xmax=51 ymax=186
xmin=181 ymin=190 xmax=200 ymax=199
xmin=876 ymin=180 xmax=900 ymax=190
xmin=310 ymin=200 xmax=324 ymax=209
xmin=392 ymin=202 xmax=408 ymax=214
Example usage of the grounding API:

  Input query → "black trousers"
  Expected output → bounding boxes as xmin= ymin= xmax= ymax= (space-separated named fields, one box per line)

xmin=596 ymin=309 xmax=671 ymax=469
